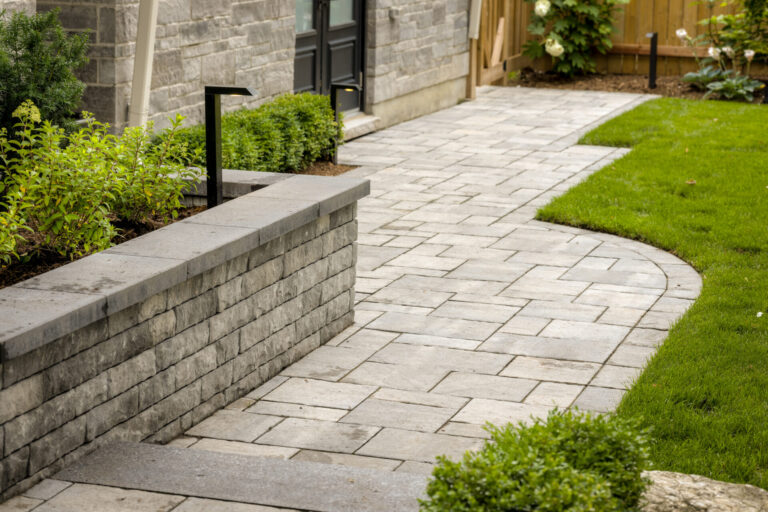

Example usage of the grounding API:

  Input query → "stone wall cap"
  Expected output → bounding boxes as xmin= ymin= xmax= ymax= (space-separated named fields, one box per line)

xmin=0 ymin=173 xmax=368 ymax=361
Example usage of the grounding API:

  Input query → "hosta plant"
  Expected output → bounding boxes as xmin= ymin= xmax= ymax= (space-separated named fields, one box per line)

xmin=682 ymin=65 xmax=733 ymax=91
xmin=523 ymin=0 xmax=629 ymax=77
xmin=705 ymin=75 xmax=765 ymax=101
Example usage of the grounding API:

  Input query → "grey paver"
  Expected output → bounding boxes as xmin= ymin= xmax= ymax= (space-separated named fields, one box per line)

xmin=395 ymin=333 xmax=480 ymax=350
xmin=262 ymin=379 xmax=376 ymax=410
xmin=524 ymin=382 xmax=584 ymax=408
xmin=480 ymin=332 xmax=619 ymax=363
xmin=573 ymin=386 xmax=625 ymax=413
xmin=432 ymin=372 xmax=537 ymax=402
xmin=0 ymin=497 xmax=43 ymax=512
xmin=431 ymin=301 xmax=520 ymax=323
xmin=540 ymin=320 xmax=629 ymax=344
xmin=607 ymin=344 xmax=656 ymax=368
xmin=343 ymin=362 xmax=449 ymax=391
xmin=340 ymin=399 xmax=457 ymax=432
xmin=357 ymin=428 xmax=482 ymax=463
xmin=190 ymin=439 xmax=298 ymax=459
xmin=372 ymin=388 xmax=468 ymax=409
xmin=371 ymin=344 xmax=511 ymax=374
xmin=186 ymin=410 xmax=282 ymax=443
xmin=292 ymin=450 xmax=401 ymax=471
xmin=23 ymin=479 xmax=72 ymax=501
xmin=519 ymin=300 xmax=605 ymax=322
xmin=33 ymin=484 xmax=184 ymax=512
xmin=500 ymin=356 xmax=601 ymax=385
xmin=590 ymin=365 xmax=642 ymax=389
xmin=367 ymin=287 xmax=452 ymax=308
xmin=257 ymin=418 xmax=380 ymax=453
xmin=246 ymin=401 xmax=347 ymax=422
xmin=452 ymin=398 xmax=553 ymax=426
xmin=369 ymin=312 xmax=499 ymax=341
xmin=174 ymin=498 xmax=293 ymax=512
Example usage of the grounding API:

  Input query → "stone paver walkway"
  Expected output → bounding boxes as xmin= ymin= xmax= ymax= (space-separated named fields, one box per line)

xmin=2 ymin=87 xmax=702 ymax=511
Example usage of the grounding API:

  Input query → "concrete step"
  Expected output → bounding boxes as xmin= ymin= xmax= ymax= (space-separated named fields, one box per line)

xmin=55 ymin=442 xmax=426 ymax=512
xmin=343 ymin=113 xmax=380 ymax=141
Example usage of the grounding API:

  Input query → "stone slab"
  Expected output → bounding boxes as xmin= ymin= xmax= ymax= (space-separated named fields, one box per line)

xmin=55 ymin=442 xmax=426 ymax=512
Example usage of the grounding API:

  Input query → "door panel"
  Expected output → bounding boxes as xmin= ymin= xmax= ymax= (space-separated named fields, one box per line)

xmin=295 ymin=0 xmax=364 ymax=112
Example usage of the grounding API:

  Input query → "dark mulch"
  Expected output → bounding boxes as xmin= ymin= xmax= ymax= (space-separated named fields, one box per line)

xmin=513 ymin=68 xmax=768 ymax=102
xmin=0 ymin=206 xmax=205 ymax=289
xmin=295 ymin=160 xmax=357 ymax=176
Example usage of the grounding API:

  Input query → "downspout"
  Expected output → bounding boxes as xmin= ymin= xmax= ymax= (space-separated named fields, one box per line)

xmin=128 ymin=0 xmax=160 ymax=127
xmin=467 ymin=0 xmax=482 ymax=100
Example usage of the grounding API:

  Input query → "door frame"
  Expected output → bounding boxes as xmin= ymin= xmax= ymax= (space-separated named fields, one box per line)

xmin=293 ymin=0 xmax=368 ymax=113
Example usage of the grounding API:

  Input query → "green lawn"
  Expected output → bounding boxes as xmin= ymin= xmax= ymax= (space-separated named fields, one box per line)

xmin=537 ymin=98 xmax=768 ymax=488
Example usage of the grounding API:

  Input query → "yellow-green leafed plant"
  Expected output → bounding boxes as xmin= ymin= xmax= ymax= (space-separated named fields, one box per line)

xmin=0 ymin=101 xmax=201 ymax=263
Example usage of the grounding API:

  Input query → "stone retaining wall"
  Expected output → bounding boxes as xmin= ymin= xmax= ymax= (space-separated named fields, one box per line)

xmin=0 ymin=175 xmax=368 ymax=499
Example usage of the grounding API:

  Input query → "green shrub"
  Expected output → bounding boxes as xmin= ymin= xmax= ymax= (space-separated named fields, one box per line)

xmin=170 ymin=92 xmax=342 ymax=173
xmin=420 ymin=409 xmax=651 ymax=512
xmin=0 ymin=9 xmax=89 ymax=135
xmin=0 ymin=101 xmax=199 ymax=262
xmin=523 ymin=0 xmax=629 ymax=77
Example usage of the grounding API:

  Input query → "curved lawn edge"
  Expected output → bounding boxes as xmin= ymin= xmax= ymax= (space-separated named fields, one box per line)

xmin=536 ymin=97 xmax=768 ymax=489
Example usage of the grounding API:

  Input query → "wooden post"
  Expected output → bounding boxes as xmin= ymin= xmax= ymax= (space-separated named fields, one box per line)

xmin=467 ymin=0 xmax=483 ymax=100
xmin=468 ymin=39 xmax=478 ymax=99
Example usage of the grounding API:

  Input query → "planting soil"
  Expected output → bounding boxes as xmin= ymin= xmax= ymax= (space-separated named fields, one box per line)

xmin=296 ymin=160 xmax=357 ymax=176
xmin=513 ymin=68 xmax=768 ymax=102
xmin=0 ymin=206 xmax=206 ymax=289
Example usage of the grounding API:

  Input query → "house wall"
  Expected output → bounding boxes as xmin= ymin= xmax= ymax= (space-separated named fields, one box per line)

xmin=0 ymin=0 xmax=34 ymax=14
xmin=4 ymin=0 xmax=472 ymax=132
xmin=365 ymin=0 xmax=470 ymax=127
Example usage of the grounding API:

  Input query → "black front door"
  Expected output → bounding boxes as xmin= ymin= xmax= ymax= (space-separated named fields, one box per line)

xmin=294 ymin=0 xmax=364 ymax=112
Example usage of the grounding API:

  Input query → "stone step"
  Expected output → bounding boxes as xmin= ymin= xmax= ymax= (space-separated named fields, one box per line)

xmin=55 ymin=442 xmax=427 ymax=512
xmin=343 ymin=114 xmax=380 ymax=141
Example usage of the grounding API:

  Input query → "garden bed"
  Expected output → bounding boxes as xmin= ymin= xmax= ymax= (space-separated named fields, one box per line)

xmin=513 ymin=69 xmax=768 ymax=103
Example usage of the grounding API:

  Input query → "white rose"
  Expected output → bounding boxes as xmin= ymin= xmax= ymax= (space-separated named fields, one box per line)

xmin=676 ymin=28 xmax=688 ymax=40
xmin=708 ymin=46 xmax=721 ymax=60
xmin=534 ymin=0 xmax=551 ymax=17
xmin=722 ymin=46 xmax=735 ymax=59
xmin=745 ymin=49 xmax=756 ymax=61
xmin=545 ymin=38 xmax=564 ymax=58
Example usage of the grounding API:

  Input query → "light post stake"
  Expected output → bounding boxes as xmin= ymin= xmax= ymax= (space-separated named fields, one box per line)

xmin=204 ymin=85 xmax=256 ymax=208
xmin=329 ymin=83 xmax=361 ymax=165
xmin=646 ymin=32 xmax=658 ymax=90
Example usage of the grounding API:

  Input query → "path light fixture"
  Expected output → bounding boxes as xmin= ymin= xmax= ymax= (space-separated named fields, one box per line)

xmin=330 ymin=82 xmax=362 ymax=165
xmin=646 ymin=32 xmax=658 ymax=90
xmin=205 ymin=86 xmax=256 ymax=208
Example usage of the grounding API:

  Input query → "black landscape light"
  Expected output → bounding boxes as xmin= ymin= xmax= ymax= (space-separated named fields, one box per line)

xmin=330 ymin=82 xmax=362 ymax=165
xmin=205 ymin=85 xmax=256 ymax=208
xmin=646 ymin=32 xmax=658 ymax=90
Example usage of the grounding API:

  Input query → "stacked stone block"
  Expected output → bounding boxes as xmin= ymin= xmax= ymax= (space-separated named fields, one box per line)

xmin=0 ymin=203 xmax=358 ymax=500
xmin=366 ymin=0 xmax=470 ymax=106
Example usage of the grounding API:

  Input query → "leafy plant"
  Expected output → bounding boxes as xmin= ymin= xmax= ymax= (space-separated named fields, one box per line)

xmin=0 ymin=9 xmax=89 ymax=136
xmin=699 ymin=0 xmax=768 ymax=66
xmin=168 ymin=92 xmax=342 ymax=173
xmin=420 ymin=409 xmax=651 ymax=512
xmin=0 ymin=101 xmax=200 ymax=263
xmin=705 ymin=75 xmax=766 ymax=101
xmin=683 ymin=65 xmax=733 ymax=91
xmin=109 ymin=116 xmax=201 ymax=223
xmin=523 ymin=0 xmax=629 ymax=77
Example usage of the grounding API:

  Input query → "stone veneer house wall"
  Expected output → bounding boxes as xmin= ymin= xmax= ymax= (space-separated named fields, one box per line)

xmin=0 ymin=0 xmax=470 ymax=132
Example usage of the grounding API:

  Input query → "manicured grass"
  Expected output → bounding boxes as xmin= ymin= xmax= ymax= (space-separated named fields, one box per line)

xmin=537 ymin=98 xmax=768 ymax=488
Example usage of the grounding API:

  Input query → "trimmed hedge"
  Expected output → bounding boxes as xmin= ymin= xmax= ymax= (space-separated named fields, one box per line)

xmin=421 ymin=410 xmax=651 ymax=512
xmin=171 ymin=92 xmax=343 ymax=173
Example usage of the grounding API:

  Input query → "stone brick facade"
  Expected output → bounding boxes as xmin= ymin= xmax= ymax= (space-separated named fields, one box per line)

xmin=0 ymin=0 xmax=34 ymax=14
xmin=0 ymin=196 xmax=360 ymax=500
xmin=365 ymin=0 xmax=469 ymax=107
xmin=2 ymin=0 xmax=471 ymax=132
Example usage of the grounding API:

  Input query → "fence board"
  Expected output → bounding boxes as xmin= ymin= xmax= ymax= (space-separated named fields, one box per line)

xmin=482 ymin=0 xmax=767 ymax=77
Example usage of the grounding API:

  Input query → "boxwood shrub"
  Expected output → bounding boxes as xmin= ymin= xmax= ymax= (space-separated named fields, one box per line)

xmin=171 ymin=92 xmax=342 ymax=173
xmin=421 ymin=409 xmax=651 ymax=512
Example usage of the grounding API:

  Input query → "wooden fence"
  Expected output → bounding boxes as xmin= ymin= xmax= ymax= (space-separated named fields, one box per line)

xmin=472 ymin=0 xmax=766 ymax=88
